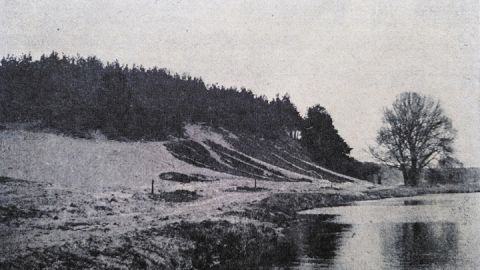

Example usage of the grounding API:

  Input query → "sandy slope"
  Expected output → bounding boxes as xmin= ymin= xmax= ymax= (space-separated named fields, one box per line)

xmin=0 ymin=124 xmax=366 ymax=189
xmin=184 ymin=124 xmax=365 ymax=183
xmin=0 ymin=129 xmax=231 ymax=190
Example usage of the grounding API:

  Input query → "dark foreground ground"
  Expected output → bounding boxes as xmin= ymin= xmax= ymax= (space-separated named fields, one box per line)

xmin=1 ymin=176 xmax=479 ymax=269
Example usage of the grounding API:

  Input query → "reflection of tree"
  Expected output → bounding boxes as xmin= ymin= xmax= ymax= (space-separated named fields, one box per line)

xmin=382 ymin=222 xmax=458 ymax=269
xmin=300 ymin=215 xmax=351 ymax=261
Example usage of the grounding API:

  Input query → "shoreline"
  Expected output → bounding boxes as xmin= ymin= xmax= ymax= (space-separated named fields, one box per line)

xmin=1 ymin=176 xmax=479 ymax=269
xmin=227 ymin=183 xmax=480 ymax=226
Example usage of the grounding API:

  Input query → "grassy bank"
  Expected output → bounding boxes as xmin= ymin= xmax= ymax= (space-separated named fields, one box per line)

xmin=227 ymin=183 xmax=480 ymax=226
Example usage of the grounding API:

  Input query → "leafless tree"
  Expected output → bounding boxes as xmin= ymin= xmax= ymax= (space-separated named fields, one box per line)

xmin=370 ymin=92 xmax=456 ymax=186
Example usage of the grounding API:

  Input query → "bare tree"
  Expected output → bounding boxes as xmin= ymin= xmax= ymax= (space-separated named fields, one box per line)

xmin=370 ymin=92 xmax=456 ymax=186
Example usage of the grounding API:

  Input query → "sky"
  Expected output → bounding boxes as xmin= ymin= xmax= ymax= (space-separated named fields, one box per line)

xmin=1 ymin=0 xmax=479 ymax=166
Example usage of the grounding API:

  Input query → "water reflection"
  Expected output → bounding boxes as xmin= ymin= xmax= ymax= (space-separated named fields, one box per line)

xmin=293 ymin=220 xmax=461 ymax=269
xmin=300 ymin=215 xmax=351 ymax=261
xmin=284 ymin=193 xmax=480 ymax=269
xmin=381 ymin=222 xmax=459 ymax=269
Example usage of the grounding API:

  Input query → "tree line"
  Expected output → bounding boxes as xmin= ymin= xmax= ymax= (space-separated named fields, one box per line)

xmin=300 ymin=105 xmax=381 ymax=180
xmin=0 ymin=52 xmax=302 ymax=140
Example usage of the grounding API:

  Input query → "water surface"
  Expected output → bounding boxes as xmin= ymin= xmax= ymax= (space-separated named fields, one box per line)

xmin=283 ymin=193 xmax=480 ymax=269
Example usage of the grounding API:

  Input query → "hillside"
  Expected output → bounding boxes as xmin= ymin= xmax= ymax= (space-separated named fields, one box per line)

xmin=0 ymin=53 xmax=382 ymax=181
xmin=0 ymin=123 xmax=364 ymax=190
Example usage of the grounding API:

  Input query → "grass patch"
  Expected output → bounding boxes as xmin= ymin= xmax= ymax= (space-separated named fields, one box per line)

xmin=161 ymin=220 xmax=296 ymax=269
xmin=0 ymin=204 xmax=45 ymax=223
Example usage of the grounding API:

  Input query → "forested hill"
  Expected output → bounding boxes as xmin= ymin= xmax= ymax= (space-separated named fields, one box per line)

xmin=0 ymin=52 xmax=380 ymax=180
xmin=0 ymin=52 xmax=301 ymax=140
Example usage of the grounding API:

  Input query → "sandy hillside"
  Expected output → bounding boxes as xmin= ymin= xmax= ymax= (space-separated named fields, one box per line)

xmin=0 ymin=124 xmax=366 ymax=191
xmin=0 ymin=128 xmax=229 ymax=190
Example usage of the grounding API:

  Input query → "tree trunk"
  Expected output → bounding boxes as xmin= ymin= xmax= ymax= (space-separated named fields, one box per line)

xmin=409 ymin=157 xmax=419 ymax=186
xmin=403 ymin=168 xmax=420 ymax=186
xmin=410 ymin=170 xmax=420 ymax=186
xmin=400 ymin=164 xmax=420 ymax=186
xmin=401 ymin=166 xmax=409 ymax=186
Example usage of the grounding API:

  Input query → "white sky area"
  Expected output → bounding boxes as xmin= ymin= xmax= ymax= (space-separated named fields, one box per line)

xmin=1 ymin=0 xmax=479 ymax=166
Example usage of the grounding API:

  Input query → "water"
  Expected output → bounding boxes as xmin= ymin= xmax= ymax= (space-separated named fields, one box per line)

xmin=283 ymin=193 xmax=480 ymax=269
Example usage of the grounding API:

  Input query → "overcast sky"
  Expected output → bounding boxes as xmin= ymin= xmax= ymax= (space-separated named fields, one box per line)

xmin=1 ymin=0 xmax=479 ymax=166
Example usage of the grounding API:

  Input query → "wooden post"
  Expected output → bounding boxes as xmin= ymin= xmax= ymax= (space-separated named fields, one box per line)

xmin=151 ymin=179 xmax=154 ymax=194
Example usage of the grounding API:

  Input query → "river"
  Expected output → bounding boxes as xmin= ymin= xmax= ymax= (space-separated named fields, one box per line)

xmin=279 ymin=193 xmax=480 ymax=269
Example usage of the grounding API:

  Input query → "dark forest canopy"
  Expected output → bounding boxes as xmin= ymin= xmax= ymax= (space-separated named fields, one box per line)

xmin=300 ymin=105 xmax=380 ymax=179
xmin=0 ymin=52 xmax=302 ymax=140
xmin=301 ymin=105 xmax=352 ymax=167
